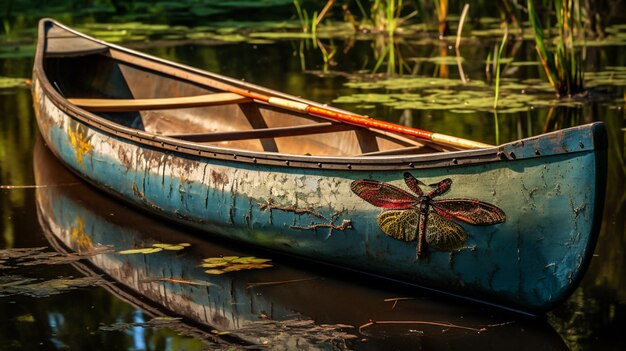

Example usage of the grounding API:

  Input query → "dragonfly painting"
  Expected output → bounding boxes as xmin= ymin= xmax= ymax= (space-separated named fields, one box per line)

xmin=351 ymin=173 xmax=506 ymax=258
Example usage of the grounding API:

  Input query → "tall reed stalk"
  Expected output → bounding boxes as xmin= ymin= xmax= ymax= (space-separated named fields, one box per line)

xmin=493 ymin=25 xmax=509 ymax=110
xmin=528 ymin=0 xmax=584 ymax=97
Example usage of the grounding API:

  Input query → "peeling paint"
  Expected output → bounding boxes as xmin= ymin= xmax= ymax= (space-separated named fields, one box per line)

xmin=258 ymin=198 xmax=325 ymax=220
xmin=67 ymin=126 xmax=92 ymax=165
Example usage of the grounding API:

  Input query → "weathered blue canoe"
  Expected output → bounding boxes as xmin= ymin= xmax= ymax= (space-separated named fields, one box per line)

xmin=33 ymin=139 xmax=570 ymax=349
xmin=33 ymin=19 xmax=607 ymax=313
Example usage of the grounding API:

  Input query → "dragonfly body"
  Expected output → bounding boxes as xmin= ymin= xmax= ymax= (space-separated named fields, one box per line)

xmin=351 ymin=173 xmax=506 ymax=258
xmin=416 ymin=197 xmax=430 ymax=258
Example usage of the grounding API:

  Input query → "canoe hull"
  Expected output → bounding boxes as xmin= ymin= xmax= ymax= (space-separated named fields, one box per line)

xmin=32 ymin=75 xmax=606 ymax=313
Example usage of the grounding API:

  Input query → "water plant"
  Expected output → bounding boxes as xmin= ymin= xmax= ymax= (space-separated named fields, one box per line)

xmin=527 ymin=0 xmax=585 ymax=97
xmin=435 ymin=0 xmax=449 ymax=38
xmin=493 ymin=25 xmax=509 ymax=110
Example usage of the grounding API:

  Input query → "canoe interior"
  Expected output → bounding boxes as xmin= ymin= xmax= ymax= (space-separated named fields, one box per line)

xmin=42 ymin=25 xmax=450 ymax=157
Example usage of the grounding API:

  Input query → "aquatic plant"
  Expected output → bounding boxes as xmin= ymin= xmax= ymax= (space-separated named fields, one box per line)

xmin=527 ymin=0 xmax=585 ymax=97
xmin=293 ymin=0 xmax=311 ymax=33
xmin=435 ymin=0 xmax=448 ymax=38
xmin=201 ymin=256 xmax=272 ymax=275
xmin=493 ymin=25 xmax=509 ymax=110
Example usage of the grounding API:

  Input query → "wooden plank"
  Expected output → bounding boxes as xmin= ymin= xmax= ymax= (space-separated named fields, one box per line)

xmin=168 ymin=123 xmax=354 ymax=142
xmin=358 ymin=146 xmax=428 ymax=156
xmin=354 ymin=128 xmax=380 ymax=154
xmin=239 ymin=103 xmax=279 ymax=152
xmin=67 ymin=93 xmax=252 ymax=112
xmin=45 ymin=25 xmax=109 ymax=57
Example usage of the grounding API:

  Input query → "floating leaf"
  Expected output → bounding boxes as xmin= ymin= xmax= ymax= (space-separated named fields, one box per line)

xmin=118 ymin=247 xmax=163 ymax=255
xmin=161 ymin=245 xmax=187 ymax=251
xmin=200 ymin=255 xmax=273 ymax=274
xmin=205 ymin=269 xmax=226 ymax=275
xmin=200 ymin=263 xmax=226 ymax=268
xmin=153 ymin=243 xmax=190 ymax=250
xmin=118 ymin=242 xmax=190 ymax=254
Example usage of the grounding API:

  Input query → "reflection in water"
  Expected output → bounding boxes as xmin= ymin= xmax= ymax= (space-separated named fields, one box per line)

xmin=33 ymin=137 xmax=567 ymax=350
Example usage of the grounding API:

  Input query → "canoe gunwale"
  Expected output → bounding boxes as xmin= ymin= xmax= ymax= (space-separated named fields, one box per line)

xmin=34 ymin=19 xmax=603 ymax=172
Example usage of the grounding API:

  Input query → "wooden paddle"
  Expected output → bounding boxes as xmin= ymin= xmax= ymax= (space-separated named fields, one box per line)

xmin=67 ymin=92 xmax=250 ymax=112
xmin=223 ymin=88 xmax=493 ymax=150
xmin=69 ymin=91 xmax=491 ymax=149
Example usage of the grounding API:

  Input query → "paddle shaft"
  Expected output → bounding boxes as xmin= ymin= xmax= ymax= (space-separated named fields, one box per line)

xmin=226 ymin=87 xmax=492 ymax=150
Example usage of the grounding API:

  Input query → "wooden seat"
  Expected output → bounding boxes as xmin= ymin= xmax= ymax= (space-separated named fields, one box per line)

xmin=67 ymin=93 xmax=252 ymax=112
xmin=168 ymin=122 xmax=354 ymax=142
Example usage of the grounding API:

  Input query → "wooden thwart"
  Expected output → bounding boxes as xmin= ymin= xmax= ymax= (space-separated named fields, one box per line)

xmin=169 ymin=122 xmax=354 ymax=142
xmin=68 ymin=92 xmax=251 ymax=112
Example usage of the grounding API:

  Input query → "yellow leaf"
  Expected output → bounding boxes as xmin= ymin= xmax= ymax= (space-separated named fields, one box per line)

xmin=205 ymin=269 xmax=225 ymax=275
xmin=200 ymin=262 xmax=227 ymax=268
xmin=162 ymin=245 xmax=185 ymax=250
xmin=118 ymin=247 xmax=163 ymax=254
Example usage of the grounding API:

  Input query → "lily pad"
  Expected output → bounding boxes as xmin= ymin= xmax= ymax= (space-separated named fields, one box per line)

xmin=200 ymin=255 xmax=272 ymax=274
xmin=118 ymin=247 xmax=163 ymax=254
xmin=118 ymin=242 xmax=190 ymax=255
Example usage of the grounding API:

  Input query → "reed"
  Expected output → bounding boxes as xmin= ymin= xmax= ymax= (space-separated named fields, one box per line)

xmin=293 ymin=0 xmax=310 ymax=33
xmin=493 ymin=25 xmax=509 ymax=110
xmin=435 ymin=0 xmax=448 ymax=38
xmin=527 ymin=0 xmax=584 ymax=98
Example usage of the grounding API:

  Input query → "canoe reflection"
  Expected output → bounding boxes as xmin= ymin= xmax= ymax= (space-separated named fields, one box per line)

xmin=34 ymin=138 xmax=568 ymax=350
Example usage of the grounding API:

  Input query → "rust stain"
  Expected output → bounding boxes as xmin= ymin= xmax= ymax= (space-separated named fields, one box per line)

xmin=132 ymin=183 xmax=163 ymax=212
xmin=210 ymin=170 xmax=229 ymax=187
xmin=68 ymin=126 xmax=92 ymax=165
xmin=117 ymin=145 xmax=133 ymax=172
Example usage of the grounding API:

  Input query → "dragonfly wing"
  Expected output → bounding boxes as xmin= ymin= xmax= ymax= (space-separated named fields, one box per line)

xmin=377 ymin=209 xmax=419 ymax=242
xmin=425 ymin=211 xmax=467 ymax=251
xmin=351 ymin=180 xmax=419 ymax=209
xmin=431 ymin=199 xmax=506 ymax=225
xmin=403 ymin=172 xmax=423 ymax=196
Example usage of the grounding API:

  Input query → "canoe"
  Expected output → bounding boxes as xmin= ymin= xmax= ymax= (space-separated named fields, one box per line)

xmin=33 ymin=138 xmax=570 ymax=350
xmin=32 ymin=19 xmax=607 ymax=313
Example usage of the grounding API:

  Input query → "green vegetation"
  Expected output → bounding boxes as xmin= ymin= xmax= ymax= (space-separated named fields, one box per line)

xmin=528 ymin=0 xmax=584 ymax=97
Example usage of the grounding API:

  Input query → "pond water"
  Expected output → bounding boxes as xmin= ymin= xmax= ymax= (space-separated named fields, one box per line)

xmin=1 ymin=3 xmax=626 ymax=350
